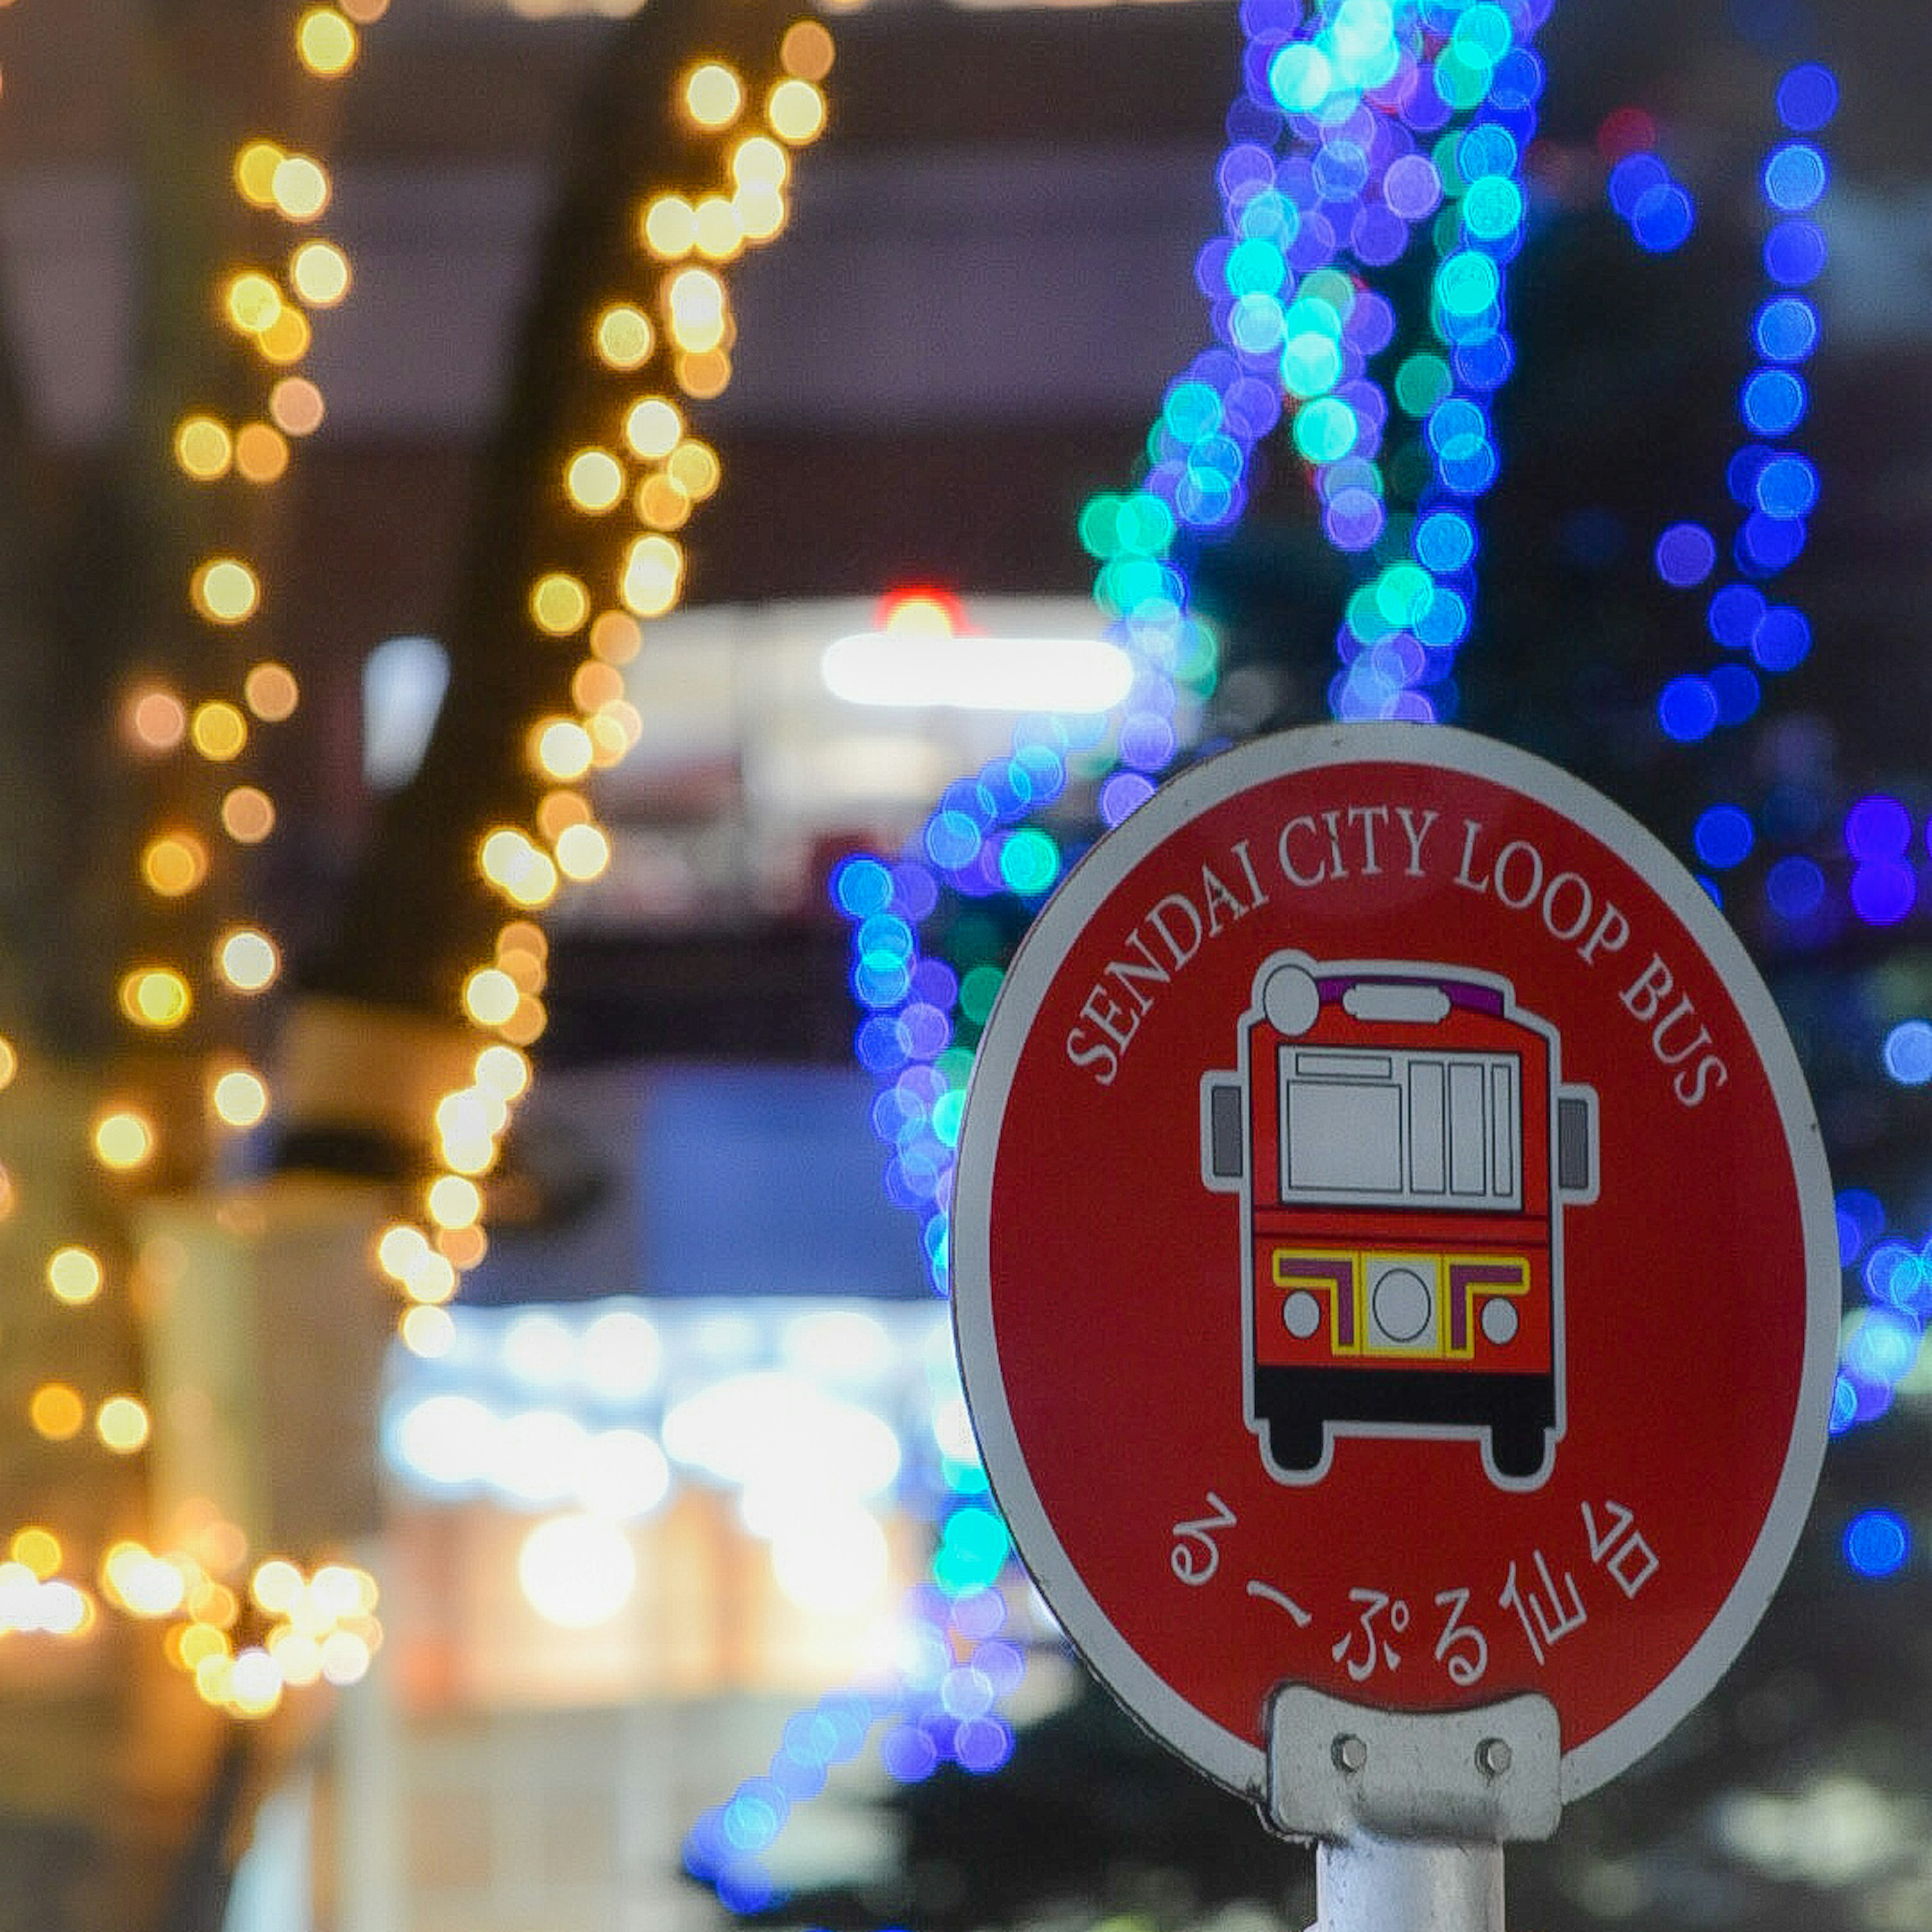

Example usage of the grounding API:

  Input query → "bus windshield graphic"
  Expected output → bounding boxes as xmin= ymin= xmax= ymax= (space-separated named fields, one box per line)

xmin=1202 ymin=952 xmax=1598 ymax=1490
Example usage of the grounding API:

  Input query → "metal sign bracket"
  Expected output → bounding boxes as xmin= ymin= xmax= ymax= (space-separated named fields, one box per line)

xmin=1263 ymin=1684 xmax=1562 ymax=1932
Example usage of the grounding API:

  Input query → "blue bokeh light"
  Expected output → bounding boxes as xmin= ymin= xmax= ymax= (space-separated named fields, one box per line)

xmin=1693 ymin=803 xmax=1755 ymax=869
xmin=1776 ymin=62 xmax=1839 ymax=132
xmin=1844 ymin=794 xmax=1912 ymax=861
xmin=1844 ymin=1509 xmax=1911 ymax=1579
xmin=1654 ymin=521 xmax=1716 ymax=588
xmin=1883 ymin=1020 xmax=1932 ymax=1086
xmin=1658 ymin=674 xmax=1719 ymax=743
xmin=1762 ymin=140 xmax=1828 ymax=212
xmin=1765 ymin=855 xmax=1826 ymax=920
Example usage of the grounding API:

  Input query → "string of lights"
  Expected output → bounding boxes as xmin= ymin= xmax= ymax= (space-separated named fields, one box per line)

xmin=373 ymin=17 xmax=837 ymax=1364
xmin=1611 ymin=63 xmax=1929 ymax=1493
xmin=0 ymin=0 xmax=388 ymax=1718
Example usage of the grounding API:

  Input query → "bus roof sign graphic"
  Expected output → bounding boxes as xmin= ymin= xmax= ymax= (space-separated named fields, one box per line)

xmin=953 ymin=726 xmax=1838 ymax=1810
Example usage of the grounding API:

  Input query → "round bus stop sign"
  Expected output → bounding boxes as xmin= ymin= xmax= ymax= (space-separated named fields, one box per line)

xmin=953 ymin=726 xmax=1838 ymax=1805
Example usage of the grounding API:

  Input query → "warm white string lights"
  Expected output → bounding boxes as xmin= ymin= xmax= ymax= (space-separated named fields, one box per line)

xmin=381 ymin=15 xmax=835 ymax=1361
xmin=1 ymin=0 xmax=389 ymax=1716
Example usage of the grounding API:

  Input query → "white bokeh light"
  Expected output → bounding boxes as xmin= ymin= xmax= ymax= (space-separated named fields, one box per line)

xmin=577 ymin=1427 xmax=673 ymax=1519
xmin=769 ymin=1502 xmax=890 ymax=1615
xmin=662 ymin=1371 xmax=901 ymax=1498
xmin=390 ymin=1392 xmax=499 ymax=1490
xmin=518 ymin=1512 xmax=638 ymax=1628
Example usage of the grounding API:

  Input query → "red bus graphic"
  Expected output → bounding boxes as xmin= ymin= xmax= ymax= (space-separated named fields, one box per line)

xmin=1201 ymin=951 xmax=1597 ymax=1489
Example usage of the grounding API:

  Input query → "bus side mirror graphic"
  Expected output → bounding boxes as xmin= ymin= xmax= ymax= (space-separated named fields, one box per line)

xmin=1202 ymin=1074 xmax=1245 ymax=1188
xmin=1556 ymin=1087 xmax=1598 ymax=1203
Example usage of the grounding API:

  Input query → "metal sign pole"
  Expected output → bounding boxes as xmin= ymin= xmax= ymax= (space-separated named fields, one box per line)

xmin=1265 ymin=1686 xmax=1561 ymax=1932
xmin=1310 ymin=1837 xmax=1503 ymax=1932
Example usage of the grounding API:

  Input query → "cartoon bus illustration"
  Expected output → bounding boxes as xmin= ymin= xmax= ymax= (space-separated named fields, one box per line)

xmin=1200 ymin=951 xmax=1597 ymax=1489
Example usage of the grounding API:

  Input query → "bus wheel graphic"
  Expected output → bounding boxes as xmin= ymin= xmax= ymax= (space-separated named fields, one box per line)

xmin=1201 ymin=952 xmax=1596 ymax=1491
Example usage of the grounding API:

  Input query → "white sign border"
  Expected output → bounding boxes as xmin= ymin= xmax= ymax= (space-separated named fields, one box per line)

xmin=951 ymin=722 xmax=1840 ymax=1806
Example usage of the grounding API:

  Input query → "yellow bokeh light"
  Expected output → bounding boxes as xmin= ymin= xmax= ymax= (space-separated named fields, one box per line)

xmin=244 ymin=661 xmax=300 ymax=721
xmin=0 ymin=1038 xmax=16 ymax=1092
xmin=296 ymin=7 xmax=359 ymax=75
xmin=402 ymin=1245 xmax=459 ymax=1304
xmin=271 ymin=154 xmax=331 ymax=221
xmin=234 ymin=422 xmax=290 ymax=484
xmin=479 ymin=828 xmax=560 ymax=909
xmin=641 ymin=194 xmax=697 ymax=260
xmin=475 ymin=1043 xmax=532 ymax=1101
xmin=731 ymin=134 xmax=789 ymax=190
xmin=375 ymin=1222 xmax=431 ymax=1282
xmin=734 ymin=182 xmax=787 ymax=242
xmin=252 ymin=1558 xmax=302 ymax=1615
xmin=588 ymin=709 xmax=636 ymax=767
xmin=46 ymin=1246 xmax=104 ymax=1307
xmin=256 ymin=305 xmax=313 ymax=366
xmin=234 ymin=141 xmax=286 ymax=209
xmin=780 ymin=19 xmax=836 ymax=82
xmin=104 ymin=1543 xmax=184 ymax=1617
xmin=142 ymin=832 xmax=208 ymax=898
xmin=126 ymin=686 xmax=187 ymax=753
xmin=232 ymin=1677 xmax=288 ymax=1726
xmin=767 ymin=77 xmax=827 ymax=144
xmin=503 ymin=996 xmax=547 ymax=1050
xmin=175 ymin=414 xmax=233 ymax=481
xmin=621 ymin=533 xmax=684 ymax=619
xmin=191 ymin=560 xmax=261 ymax=627
xmin=594 ymin=303 xmax=654 ymax=371
xmin=29 ymin=1384 xmax=84 ymax=1442
xmin=664 ymin=267 xmax=727 ymax=352
xmin=635 ymin=473 xmax=692 ymax=531
xmin=462 ymin=966 xmax=520 ymax=1028
xmin=224 ymin=271 xmax=283 ymax=337
xmin=192 ymin=700 xmax=250 ymax=762
xmin=341 ymin=0 xmax=389 ymax=19
xmin=437 ymin=1218 xmax=487 ymax=1271
xmin=216 ymin=926 xmax=280 ymax=993
xmin=290 ymin=239 xmax=351 ymax=305
xmin=535 ymin=790 xmax=588 ymax=844
xmin=120 ymin=967 xmax=193 ymax=1031
xmin=565 ymin=447 xmax=625 ymax=513
xmin=571 ymin=662 xmax=625 ymax=713
xmin=529 ymin=572 xmax=590 ymax=637
xmin=12 ymin=1527 xmax=61 ymax=1582
xmin=211 ymin=1068 xmax=270 ymax=1129
xmin=426 ymin=1173 xmax=482 ymax=1229
xmin=667 ymin=438 xmax=722 ymax=501
xmin=401 ymin=1304 xmax=455 ymax=1358
xmin=683 ymin=60 xmax=744 ymax=128
xmin=555 ymin=822 xmax=611 ymax=882
xmin=94 ymin=1109 xmax=155 ymax=1173
xmin=675 ymin=349 xmax=732 ymax=400
xmin=692 ymin=196 xmax=744 ymax=261
xmin=98 ymin=1396 xmax=152 ymax=1455
xmin=269 ymin=376 xmax=326 ymax=436
xmin=589 ymin=610 xmax=642 ymax=664
xmin=222 ymin=787 xmax=278 ymax=844
xmin=530 ymin=717 xmax=594 ymax=783
xmin=176 ymin=1622 xmax=229 ymax=1671
xmin=623 ymin=395 xmax=683 ymax=461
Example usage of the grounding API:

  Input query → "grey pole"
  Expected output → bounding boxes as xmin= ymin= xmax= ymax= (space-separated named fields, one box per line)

xmin=1310 ymin=1835 xmax=1505 ymax=1932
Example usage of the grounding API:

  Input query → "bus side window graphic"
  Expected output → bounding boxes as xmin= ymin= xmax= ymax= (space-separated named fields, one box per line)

xmin=1201 ymin=951 xmax=1598 ymax=1491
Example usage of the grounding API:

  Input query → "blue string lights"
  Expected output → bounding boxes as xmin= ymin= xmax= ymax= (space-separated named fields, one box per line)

xmin=691 ymin=21 xmax=1922 ymax=1919
xmin=1651 ymin=62 xmax=1835 ymax=753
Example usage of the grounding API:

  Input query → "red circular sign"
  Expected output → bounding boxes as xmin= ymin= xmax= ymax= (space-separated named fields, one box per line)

xmin=954 ymin=727 xmax=1837 ymax=1803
